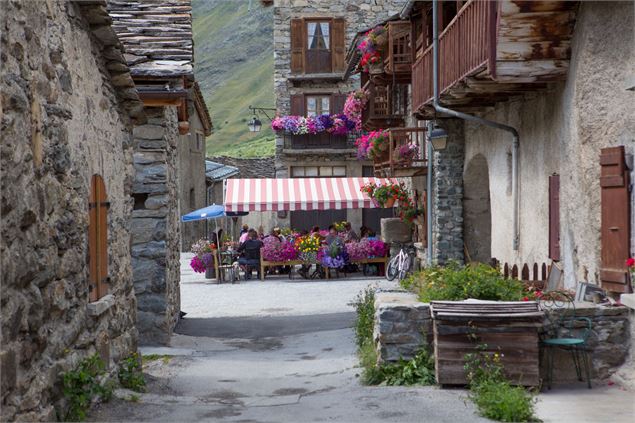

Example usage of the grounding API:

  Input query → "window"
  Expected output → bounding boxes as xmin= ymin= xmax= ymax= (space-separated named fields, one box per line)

xmin=195 ymin=132 xmax=204 ymax=152
xmin=290 ymin=18 xmax=345 ymax=74
xmin=306 ymin=95 xmax=330 ymax=117
xmin=291 ymin=166 xmax=346 ymax=177
xmin=307 ymin=21 xmax=330 ymax=50
xmin=89 ymin=174 xmax=109 ymax=302
xmin=189 ymin=188 xmax=195 ymax=210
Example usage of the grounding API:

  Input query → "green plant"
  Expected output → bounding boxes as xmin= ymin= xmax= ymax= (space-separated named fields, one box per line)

xmin=118 ymin=353 xmax=146 ymax=392
xmin=379 ymin=349 xmax=436 ymax=386
xmin=62 ymin=354 xmax=112 ymax=421
xmin=351 ymin=286 xmax=376 ymax=348
xmin=142 ymin=354 xmax=172 ymax=365
xmin=404 ymin=262 xmax=525 ymax=303
xmin=464 ymin=346 xmax=538 ymax=422
xmin=127 ymin=394 xmax=140 ymax=403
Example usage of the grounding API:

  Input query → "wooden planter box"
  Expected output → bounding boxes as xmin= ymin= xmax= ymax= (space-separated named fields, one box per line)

xmin=430 ymin=301 xmax=543 ymax=387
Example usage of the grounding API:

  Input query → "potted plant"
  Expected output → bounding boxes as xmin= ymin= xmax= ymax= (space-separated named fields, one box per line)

xmin=366 ymin=130 xmax=389 ymax=162
xmin=361 ymin=182 xmax=403 ymax=208
xmin=394 ymin=143 xmax=418 ymax=166
xmin=358 ymin=26 xmax=387 ymax=74
xmin=191 ymin=238 xmax=217 ymax=279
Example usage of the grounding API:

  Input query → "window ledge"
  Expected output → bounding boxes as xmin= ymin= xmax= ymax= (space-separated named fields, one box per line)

xmin=282 ymin=148 xmax=355 ymax=156
xmin=88 ymin=294 xmax=115 ymax=317
xmin=288 ymin=72 xmax=344 ymax=82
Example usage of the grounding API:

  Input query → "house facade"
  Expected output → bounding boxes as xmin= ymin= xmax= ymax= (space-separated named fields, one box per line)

xmin=109 ymin=0 xmax=212 ymax=344
xmin=0 ymin=1 xmax=145 ymax=420
xmin=269 ymin=0 xmax=406 ymax=233
xmin=398 ymin=0 xmax=634 ymax=291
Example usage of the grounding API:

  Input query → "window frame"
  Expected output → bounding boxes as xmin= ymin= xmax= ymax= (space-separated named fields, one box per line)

xmin=306 ymin=20 xmax=331 ymax=51
xmin=290 ymin=165 xmax=347 ymax=178
xmin=305 ymin=94 xmax=332 ymax=117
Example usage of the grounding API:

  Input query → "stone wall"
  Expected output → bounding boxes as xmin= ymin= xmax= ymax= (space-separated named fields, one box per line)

xmin=432 ymin=119 xmax=465 ymax=264
xmin=462 ymin=1 xmax=635 ymax=287
xmin=373 ymin=291 xmax=631 ymax=384
xmin=0 ymin=1 xmax=138 ymax=420
xmin=131 ymin=107 xmax=181 ymax=345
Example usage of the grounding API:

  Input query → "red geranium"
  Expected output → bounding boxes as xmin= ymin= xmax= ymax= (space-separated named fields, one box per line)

xmin=626 ymin=257 xmax=635 ymax=267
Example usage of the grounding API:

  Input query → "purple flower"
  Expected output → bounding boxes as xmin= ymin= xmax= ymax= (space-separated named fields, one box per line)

xmin=190 ymin=256 xmax=206 ymax=273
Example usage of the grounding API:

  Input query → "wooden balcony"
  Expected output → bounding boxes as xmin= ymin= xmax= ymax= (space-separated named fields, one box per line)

xmin=384 ymin=20 xmax=413 ymax=82
xmin=373 ymin=127 xmax=427 ymax=178
xmin=412 ymin=0 xmax=578 ymax=117
xmin=362 ymin=80 xmax=406 ymax=130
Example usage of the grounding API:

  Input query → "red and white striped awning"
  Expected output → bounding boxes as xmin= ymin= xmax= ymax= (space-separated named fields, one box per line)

xmin=225 ymin=177 xmax=396 ymax=212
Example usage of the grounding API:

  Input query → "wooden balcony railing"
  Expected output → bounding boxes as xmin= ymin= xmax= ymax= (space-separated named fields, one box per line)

xmin=412 ymin=0 xmax=496 ymax=112
xmin=374 ymin=127 xmax=427 ymax=177
xmin=385 ymin=21 xmax=412 ymax=76
xmin=362 ymin=80 xmax=406 ymax=130
xmin=283 ymin=133 xmax=349 ymax=150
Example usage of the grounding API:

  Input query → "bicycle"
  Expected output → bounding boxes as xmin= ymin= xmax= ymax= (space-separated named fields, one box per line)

xmin=386 ymin=242 xmax=415 ymax=281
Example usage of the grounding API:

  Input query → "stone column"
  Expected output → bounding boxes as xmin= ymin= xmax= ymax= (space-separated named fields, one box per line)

xmin=131 ymin=107 xmax=181 ymax=345
xmin=432 ymin=119 xmax=465 ymax=264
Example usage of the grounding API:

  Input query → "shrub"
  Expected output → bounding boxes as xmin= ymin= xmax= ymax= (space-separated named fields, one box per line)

xmin=464 ymin=346 xmax=538 ymax=422
xmin=351 ymin=286 xmax=376 ymax=348
xmin=403 ymin=262 xmax=525 ymax=303
xmin=118 ymin=353 xmax=146 ymax=392
xmin=378 ymin=349 xmax=436 ymax=386
xmin=62 ymin=355 xmax=112 ymax=421
xmin=471 ymin=380 xmax=537 ymax=422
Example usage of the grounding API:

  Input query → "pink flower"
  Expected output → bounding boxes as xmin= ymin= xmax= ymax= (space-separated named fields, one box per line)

xmin=626 ymin=257 xmax=635 ymax=267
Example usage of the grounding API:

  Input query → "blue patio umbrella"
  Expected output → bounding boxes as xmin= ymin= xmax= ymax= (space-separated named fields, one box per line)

xmin=181 ymin=204 xmax=225 ymax=222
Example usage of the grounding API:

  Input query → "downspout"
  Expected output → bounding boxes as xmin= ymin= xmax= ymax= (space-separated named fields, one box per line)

xmin=426 ymin=120 xmax=434 ymax=264
xmin=431 ymin=0 xmax=520 ymax=251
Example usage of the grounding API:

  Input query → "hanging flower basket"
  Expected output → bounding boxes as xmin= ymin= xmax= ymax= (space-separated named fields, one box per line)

xmin=369 ymin=61 xmax=384 ymax=75
xmin=383 ymin=197 xmax=396 ymax=208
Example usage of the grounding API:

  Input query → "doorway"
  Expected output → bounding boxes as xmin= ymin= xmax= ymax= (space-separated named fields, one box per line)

xmin=463 ymin=154 xmax=492 ymax=263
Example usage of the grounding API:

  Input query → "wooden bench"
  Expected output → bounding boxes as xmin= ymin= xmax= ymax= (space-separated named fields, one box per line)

xmin=260 ymin=260 xmax=304 ymax=281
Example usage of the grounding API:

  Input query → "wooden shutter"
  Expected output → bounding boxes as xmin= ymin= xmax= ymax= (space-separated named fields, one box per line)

xmin=290 ymin=94 xmax=304 ymax=116
xmin=331 ymin=18 xmax=346 ymax=72
xmin=290 ymin=18 xmax=305 ymax=74
xmin=600 ymin=146 xmax=631 ymax=293
xmin=548 ymin=174 xmax=560 ymax=261
xmin=89 ymin=174 xmax=109 ymax=301
xmin=331 ymin=93 xmax=347 ymax=114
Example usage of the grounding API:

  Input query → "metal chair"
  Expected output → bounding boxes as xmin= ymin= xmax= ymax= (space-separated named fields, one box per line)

xmin=540 ymin=291 xmax=592 ymax=389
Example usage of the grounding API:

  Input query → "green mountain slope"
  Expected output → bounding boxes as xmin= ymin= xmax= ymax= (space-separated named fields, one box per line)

xmin=192 ymin=0 xmax=274 ymax=157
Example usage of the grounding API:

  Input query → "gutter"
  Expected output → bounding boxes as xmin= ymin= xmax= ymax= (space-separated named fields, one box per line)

xmin=430 ymin=0 xmax=520 ymax=252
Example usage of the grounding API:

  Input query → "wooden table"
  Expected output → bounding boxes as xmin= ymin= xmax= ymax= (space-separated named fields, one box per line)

xmin=259 ymin=256 xmax=389 ymax=281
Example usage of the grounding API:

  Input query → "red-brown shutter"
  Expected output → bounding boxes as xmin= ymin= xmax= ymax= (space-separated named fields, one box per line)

xmin=331 ymin=18 xmax=346 ymax=72
xmin=89 ymin=174 xmax=109 ymax=301
xmin=331 ymin=93 xmax=347 ymax=114
xmin=290 ymin=18 xmax=305 ymax=74
xmin=548 ymin=174 xmax=560 ymax=261
xmin=290 ymin=94 xmax=305 ymax=116
xmin=600 ymin=146 xmax=631 ymax=293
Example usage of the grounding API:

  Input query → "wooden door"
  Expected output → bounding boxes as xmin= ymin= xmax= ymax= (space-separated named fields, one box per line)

xmin=548 ymin=174 xmax=560 ymax=261
xmin=600 ymin=146 xmax=631 ymax=293
xmin=89 ymin=174 xmax=109 ymax=301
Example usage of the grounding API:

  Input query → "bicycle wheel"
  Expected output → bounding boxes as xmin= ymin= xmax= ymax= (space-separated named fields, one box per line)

xmin=386 ymin=256 xmax=399 ymax=281
xmin=398 ymin=256 xmax=412 ymax=281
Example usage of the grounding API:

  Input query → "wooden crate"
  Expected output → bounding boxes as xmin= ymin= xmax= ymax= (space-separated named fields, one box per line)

xmin=430 ymin=301 xmax=544 ymax=387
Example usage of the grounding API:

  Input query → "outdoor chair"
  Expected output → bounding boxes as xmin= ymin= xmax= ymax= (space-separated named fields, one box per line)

xmin=539 ymin=291 xmax=592 ymax=389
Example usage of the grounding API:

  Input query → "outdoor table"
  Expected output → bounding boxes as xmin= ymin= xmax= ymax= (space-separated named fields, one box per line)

xmin=259 ymin=256 xmax=389 ymax=281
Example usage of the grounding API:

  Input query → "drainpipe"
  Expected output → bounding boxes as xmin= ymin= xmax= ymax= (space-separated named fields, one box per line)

xmin=431 ymin=0 xmax=520 ymax=251
xmin=426 ymin=120 xmax=434 ymax=264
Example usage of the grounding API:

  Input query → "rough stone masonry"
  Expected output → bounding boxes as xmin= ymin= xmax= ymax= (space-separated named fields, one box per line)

xmin=131 ymin=107 xmax=181 ymax=346
xmin=0 ymin=1 xmax=141 ymax=420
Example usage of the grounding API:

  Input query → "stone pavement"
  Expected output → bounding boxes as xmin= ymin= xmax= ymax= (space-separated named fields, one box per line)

xmin=88 ymin=255 xmax=635 ymax=423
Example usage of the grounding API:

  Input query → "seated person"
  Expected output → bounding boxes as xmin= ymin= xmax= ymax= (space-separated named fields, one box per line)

xmin=343 ymin=221 xmax=359 ymax=242
xmin=324 ymin=224 xmax=344 ymax=247
xmin=237 ymin=229 xmax=263 ymax=279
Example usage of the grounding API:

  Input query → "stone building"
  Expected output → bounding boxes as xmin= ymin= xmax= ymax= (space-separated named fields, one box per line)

xmin=399 ymin=0 xmax=634 ymax=290
xmin=269 ymin=0 xmax=406 ymax=232
xmin=108 ymin=0 xmax=212 ymax=345
xmin=0 ymin=1 xmax=144 ymax=420
xmin=179 ymin=82 xmax=213 ymax=251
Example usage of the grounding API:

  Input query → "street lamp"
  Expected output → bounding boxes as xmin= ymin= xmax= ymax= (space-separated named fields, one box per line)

xmin=246 ymin=105 xmax=276 ymax=132
xmin=428 ymin=124 xmax=448 ymax=151
xmin=247 ymin=116 xmax=262 ymax=132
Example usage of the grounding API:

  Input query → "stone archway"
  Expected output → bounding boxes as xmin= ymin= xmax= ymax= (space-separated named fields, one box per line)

xmin=463 ymin=154 xmax=492 ymax=263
